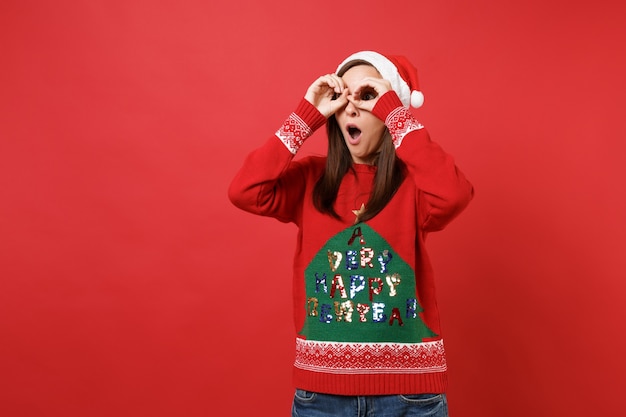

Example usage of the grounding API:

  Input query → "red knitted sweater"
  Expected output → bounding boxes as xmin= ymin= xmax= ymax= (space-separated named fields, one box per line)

xmin=229 ymin=92 xmax=473 ymax=395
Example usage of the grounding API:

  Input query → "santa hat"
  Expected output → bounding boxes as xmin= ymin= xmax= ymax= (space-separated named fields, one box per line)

xmin=336 ymin=51 xmax=424 ymax=108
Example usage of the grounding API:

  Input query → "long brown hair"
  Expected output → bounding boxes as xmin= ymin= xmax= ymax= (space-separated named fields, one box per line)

xmin=312 ymin=63 xmax=406 ymax=223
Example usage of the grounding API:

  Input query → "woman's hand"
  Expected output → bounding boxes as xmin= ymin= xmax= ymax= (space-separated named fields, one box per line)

xmin=304 ymin=74 xmax=349 ymax=118
xmin=348 ymin=77 xmax=393 ymax=112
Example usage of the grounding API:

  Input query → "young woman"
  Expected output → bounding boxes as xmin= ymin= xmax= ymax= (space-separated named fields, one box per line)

xmin=229 ymin=51 xmax=473 ymax=417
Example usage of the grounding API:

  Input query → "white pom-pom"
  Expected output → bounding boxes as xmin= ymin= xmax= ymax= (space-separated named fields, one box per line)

xmin=410 ymin=90 xmax=424 ymax=108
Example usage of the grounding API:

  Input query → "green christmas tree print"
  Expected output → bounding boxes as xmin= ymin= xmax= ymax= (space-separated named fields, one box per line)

xmin=300 ymin=223 xmax=437 ymax=343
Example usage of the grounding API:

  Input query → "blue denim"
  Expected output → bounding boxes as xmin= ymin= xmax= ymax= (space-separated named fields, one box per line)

xmin=292 ymin=389 xmax=448 ymax=417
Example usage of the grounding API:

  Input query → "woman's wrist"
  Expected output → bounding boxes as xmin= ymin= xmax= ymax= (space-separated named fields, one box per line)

xmin=275 ymin=98 xmax=326 ymax=154
xmin=371 ymin=91 xmax=404 ymax=121
xmin=372 ymin=92 xmax=424 ymax=147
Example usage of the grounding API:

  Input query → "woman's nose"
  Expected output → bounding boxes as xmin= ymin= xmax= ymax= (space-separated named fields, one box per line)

xmin=344 ymin=99 xmax=358 ymax=116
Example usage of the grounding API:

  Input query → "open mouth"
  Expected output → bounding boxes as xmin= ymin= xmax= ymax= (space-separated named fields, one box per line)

xmin=347 ymin=125 xmax=362 ymax=141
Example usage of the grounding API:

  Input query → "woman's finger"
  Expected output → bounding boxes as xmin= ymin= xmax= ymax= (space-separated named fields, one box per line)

xmin=353 ymin=77 xmax=391 ymax=100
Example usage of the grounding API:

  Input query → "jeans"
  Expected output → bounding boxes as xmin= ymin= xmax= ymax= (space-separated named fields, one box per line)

xmin=292 ymin=389 xmax=448 ymax=417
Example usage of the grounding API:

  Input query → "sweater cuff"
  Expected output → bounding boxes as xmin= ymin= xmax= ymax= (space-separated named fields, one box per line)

xmin=275 ymin=99 xmax=326 ymax=154
xmin=373 ymin=92 xmax=424 ymax=148
xmin=295 ymin=98 xmax=327 ymax=132
xmin=371 ymin=91 xmax=404 ymax=122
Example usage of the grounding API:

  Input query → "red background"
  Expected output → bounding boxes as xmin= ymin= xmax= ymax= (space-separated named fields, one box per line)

xmin=2 ymin=1 xmax=625 ymax=416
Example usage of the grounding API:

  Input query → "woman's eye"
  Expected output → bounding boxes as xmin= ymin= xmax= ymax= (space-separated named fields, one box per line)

xmin=331 ymin=92 xmax=340 ymax=100
xmin=361 ymin=89 xmax=377 ymax=101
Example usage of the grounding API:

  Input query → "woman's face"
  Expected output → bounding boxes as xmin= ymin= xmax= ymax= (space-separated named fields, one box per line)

xmin=335 ymin=65 xmax=387 ymax=164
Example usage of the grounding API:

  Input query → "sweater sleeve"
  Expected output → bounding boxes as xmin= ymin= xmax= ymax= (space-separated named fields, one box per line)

xmin=228 ymin=99 xmax=327 ymax=223
xmin=372 ymin=92 xmax=474 ymax=232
